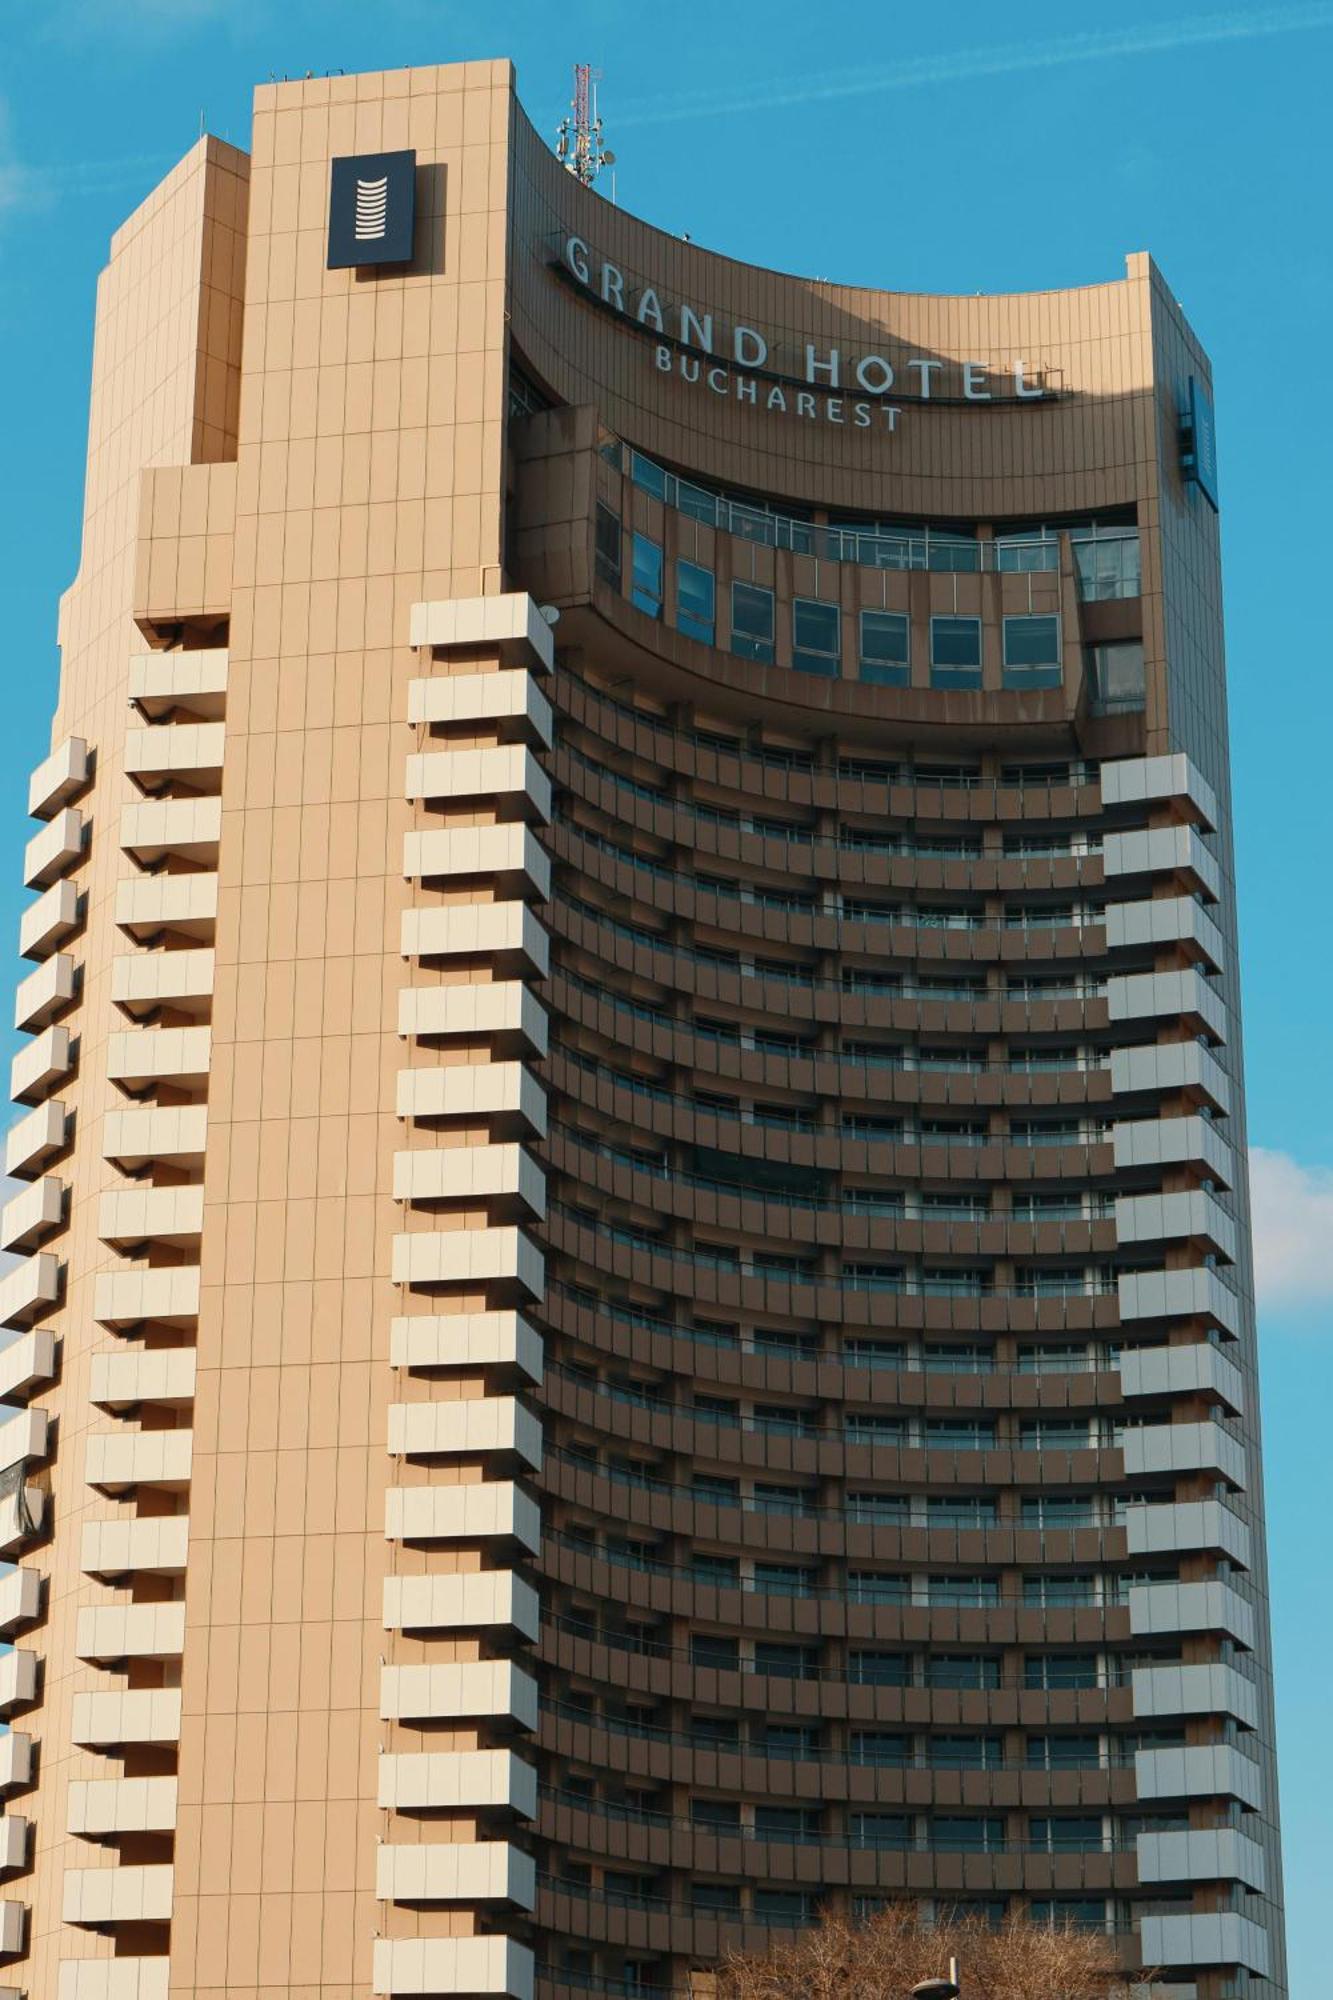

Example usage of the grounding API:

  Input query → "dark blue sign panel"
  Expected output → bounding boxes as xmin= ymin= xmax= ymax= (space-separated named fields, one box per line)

xmin=1185 ymin=375 xmax=1219 ymax=512
xmin=328 ymin=150 xmax=416 ymax=269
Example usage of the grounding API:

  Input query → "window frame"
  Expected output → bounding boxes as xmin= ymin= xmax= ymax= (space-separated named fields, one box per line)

xmin=676 ymin=556 xmax=716 ymax=644
xmin=730 ymin=579 xmax=776 ymax=663
xmin=1002 ymin=612 xmax=1063 ymax=689
xmin=792 ymin=596 xmax=842 ymax=677
xmin=630 ymin=532 xmax=664 ymax=619
xmin=858 ymin=608 xmax=911 ymax=686
xmin=929 ymin=614 xmax=983 ymax=689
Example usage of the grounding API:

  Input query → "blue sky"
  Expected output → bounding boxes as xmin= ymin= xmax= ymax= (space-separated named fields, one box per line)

xmin=2 ymin=0 xmax=1331 ymax=1985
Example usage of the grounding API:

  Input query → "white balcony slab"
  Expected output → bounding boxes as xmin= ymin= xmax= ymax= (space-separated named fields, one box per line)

xmin=81 ymin=1515 xmax=189 ymax=1580
xmin=93 ymin=1265 xmax=200 ymax=1329
xmin=1118 ymin=1267 xmax=1242 ymax=1339
xmin=0 ymin=1651 xmax=38 ymax=1716
xmin=386 ymin=1482 xmax=540 ymax=1555
xmin=1137 ymin=1827 xmax=1266 ymax=1892
xmin=1129 ymin=1578 xmax=1256 ymax=1648
xmin=28 ymin=735 xmax=90 ymax=819
xmin=1122 ymin=1500 xmax=1251 ymax=1568
xmin=1110 ymin=1039 xmax=1230 ymax=1115
xmin=0 ymin=1251 xmax=60 ymax=1329
xmin=0 ymin=1568 xmax=41 ymax=1636
xmin=400 ymin=902 xmax=549 ymax=979
xmin=129 ymin=646 xmax=228 ymax=717
xmin=1135 ymin=1743 xmax=1263 ymax=1808
xmin=0 ymin=1407 xmax=50 ymax=1475
xmin=89 ymin=1346 xmax=196 ymax=1411
xmin=0 ymin=1736 xmax=32 ymax=1794
xmin=1119 ymin=1340 xmax=1244 ymax=1415
xmin=76 ymin=1602 xmax=186 ymax=1663
xmin=11 ymin=1024 xmax=73 ymax=1104
xmin=98 ymin=1184 xmax=205 ymax=1249
xmin=66 ymin=1774 xmax=178 ymax=1837
xmin=1139 ymin=1913 xmax=1270 ymax=1977
xmin=20 ymin=878 xmax=81 ymax=961
xmin=58 ymin=1962 xmax=172 ymax=2000
xmin=0 ymin=1486 xmax=45 ymax=1557
xmin=383 ymin=1570 xmax=539 ymax=1642
xmin=408 ymin=667 xmax=553 ymax=743
xmin=14 ymin=952 xmax=77 ymax=1031
xmin=111 ymin=947 xmax=215 ymax=1018
xmin=114 ymin=872 xmax=218 ymax=941
xmin=120 ymin=793 xmax=222 ymax=864
xmin=396 ymin=1062 xmax=546 ymax=1138
xmin=405 ymin=745 xmax=552 ymax=823
xmin=1115 ymin=1189 xmax=1236 ymax=1263
xmin=106 ymin=1025 xmax=210 ymax=1090
xmin=0 ymin=1174 xmax=65 ymax=1252
xmin=393 ymin=1143 xmax=545 ymax=1219
xmin=1112 ymin=1112 xmax=1234 ymax=1186
xmin=409 ymin=592 xmax=555 ymax=672
xmin=0 ymin=1900 xmax=22 ymax=1956
xmin=1101 ymin=751 xmax=1218 ymax=830
xmin=1131 ymin=1661 xmax=1259 ymax=1728
xmin=84 ymin=1429 xmax=192 ymax=1493
xmin=1121 ymin=1419 xmax=1245 ymax=1488
xmin=398 ymin=981 xmax=548 ymax=1057
xmin=389 ymin=1310 xmax=543 ymax=1382
xmin=63 ymin=1862 xmax=174 ymax=1926
xmin=124 ymin=721 xmax=224 ymax=791
xmin=376 ymin=1839 xmax=535 ymax=1908
xmin=388 ymin=1396 xmax=541 ymax=1470
xmin=5 ymin=1099 xmax=70 ymax=1177
xmin=404 ymin=824 xmax=551 ymax=900
xmin=391 ymin=1227 xmax=544 ymax=1301
xmin=24 ymin=808 xmax=85 ymax=889
xmin=372 ymin=1935 xmax=534 ymax=2000
xmin=378 ymin=1659 xmax=538 ymax=1729
xmin=103 ymin=1103 xmax=208 ymax=1170
xmin=0 ymin=1817 xmax=27 ymax=1875
xmin=70 ymin=1688 xmax=182 ymax=1749
xmin=377 ymin=1747 xmax=537 ymax=1816
xmin=1103 ymin=823 xmax=1220 ymax=900
xmin=0 ymin=1329 xmax=55 ymax=1405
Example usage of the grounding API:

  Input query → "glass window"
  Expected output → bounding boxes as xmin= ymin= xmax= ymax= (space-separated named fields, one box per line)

xmin=595 ymin=501 xmax=622 ymax=588
xmin=730 ymin=581 xmax=775 ymax=663
xmin=851 ymin=1812 xmax=913 ymax=1849
xmin=930 ymin=616 xmax=982 ymax=688
xmin=691 ymin=1634 xmax=739 ymax=1670
xmin=850 ymin=1730 xmax=911 ymax=1766
xmin=691 ymin=1799 xmax=740 ymax=1830
xmin=676 ymin=559 xmax=716 ymax=643
xmin=631 ymin=533 xmax=663 ymax=618
xmin=630 ymin=450 xmax=666 ymax=501
xmin=1030 ymin=1898 xmax=1107 ymax=1931
xmin=859 ymin=610 xmax=911 ymax=686
xmin=1003 ymin=614 xmax=1062 ymax=689
xmin=931 ymin=1815 xmax=1006 ymax=1852
xmin=929 ymin=1734 xmax=1004 ymax=1769
xmin=1030 ymin=1816 xmax=1106 ymax=1853
xmin=754 ymin=1889 xmax=816 ymax=1920
xmin=1087 ymin=640 xmax=1146 ymax=712
xmin=690 ymin=1882 xmax=742 ymax=1913
xmin=1027 ymin=1734 xmax=1102 ymax=1771
xmin=850 ymin=1650 xmax=911 ymax=1686
xmin=792 ymin=598 xmax=841 ymax=676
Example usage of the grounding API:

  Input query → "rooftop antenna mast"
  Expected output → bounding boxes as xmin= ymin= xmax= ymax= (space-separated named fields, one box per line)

xmin=555 ymin=63 xmax=615 ymax=190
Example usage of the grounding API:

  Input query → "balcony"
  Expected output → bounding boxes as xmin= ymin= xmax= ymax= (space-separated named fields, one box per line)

xmin=1121 ymin=1419 xmax=1245 ymax=1488
xmin=1129 ymin=1578 xmax=1256 ymax=1648
xmin=70 ymin=1688 xmax=182 ymax=1749
xmin=387 ymin=1396 xmax=541 ymax=1470
xmin=378 ymin=1748 xmax=537 ymax=1817
xmin=90 ymin=1346 xmax=196 ymax=1411
xmin=93 ymin=1265 xmax=200 ymax=1329
xmin=1115 ymin=1189 xmax=1236 ymax=1263
xmin=120 ymin=794 xmax=222 ymax=865
xmin=63 ymin=1863 xmax=175 ymax=1926
xmin=379 ymin=1660 xmax=539 ymax=1729
xmin=75 ymin=1602 xmax=186 ymax=1664
xmin=1105 ymin=894 xmax=1225 ymax=975
xmin=114 ymin=873 xmax=217 ymax=943
xmin=1120 ymin=1340 xmax=1244 ymax=1414
xmin=0 ymin=1819 xmax=27 ymax=1876
xmin=408 ymin=667 xmax=554 ymax=744
xmin=5 ymin=1099 xmax=70 ymax=1177
xmin=1119 ymin=1267 xmax=1241 ymax=1340
xmin=0 ymin=1734 xmax=32 ymax=1794
xmin=1110 ymin=1040 xmax=1230 ymax=1117
xmin=103 ymin=1104 xmax=208 ymax=1170
xmin=1131 ymin=1661 xmax=1259 ymax=1728
xmin=383 ymin=1570 xmax=539 ymax=1642
xmin=394 ymin=1143 xmax=545 ymax=1220
xmin=0 ymin=1329 xmax=55 ymax=1405
xmin=1113 ymin=1112 xmax=1234 ymax=1185
xmin=0 ymin=1407 xmax=50 ymax=1476
xmin=24 ymin=807 xmax=85 ymax=889
xmin=1139 ymin=1913 xmax=1270 ymax=1978
xmin=404 ymin=825 xmax=551 ymax=900
xmin=0 ymin=1651 xmax=37 ymax=1717
xmin=128 ymin=646 xmax=227 ymax=718
xmin=66 ymin=1774 xmax=178 ymax=1838
xmin=372 ymin=1936 xmax=534 ymax=1999
xmin=388 ymin=1310 xmax=543 ymax=1383
xmin=0 ymin=1902 xmax=23 ymax=1957
xmin=390 ymin=1227 xmax=544 ymax=1302
xmin=398 ymin=981 xmax=548 ymax=1058
xmin=1137 ymin=1827 xmax=1266 ymax=1893
xmin=11 ymin=1024 xmax=73 ymax=1104
xmin=0 ymin=1250 xmax=61 ymax=1328
xmin=1101 ymin=750 xmax=1218 ymax=830
xmin=15 ymin=951 xmax=77 ymax=1031
xmin=409 ymin=592 xmax=556 ymax=673
xmin=385 ymin=1483 xmax=541 ymax=1556
xmin=111 ymin=948 xmax=215 ymax=1019
xmin=1135 ymin=1743 xmax=1263 ymax=1808
xmin=400 ymin=903 xmax=550 ymax=979
xmin=0 ymin=1484 xmax=45 ymax=1557
xmin=20 ymin=878 xmax=81 ymax=960
xmin=396 ymin=1063 xmax=546 ymax=1138
xmin=1103 ymin=823 xmax=1221 ymax=900
xmin=0 ymin=1568 xmax=41 ymax=1636
xmin=405 ymin=745 xmax=552 ymax=823
xmin=28 ymin=735 xmax=90 ymax=819
xmin=55 ymin=1963 xmax=172 ymax=2000
xmin=84 ymin=1428 xmax=192 ymax=1493
xmin=124 ymin=721 xmax=225 ymax=794
xmin=376 ymin=1840 xmax=535 ymax=1908
xmin=1122 ymin=1499 xmax=1251 ymax=1568
xmin=81 ymin=1516 xmax=190 ymax=1580
xmin=98 ymin=1184 xmax=205 ymax=1249
xmin=0 ymin=1174 xmax=65 ymax=1252
xmin=106 ymin=1025 xmax=211 ymax=1091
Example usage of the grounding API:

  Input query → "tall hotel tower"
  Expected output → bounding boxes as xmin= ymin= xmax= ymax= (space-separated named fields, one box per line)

xmin=0 ymin=57 xmax=1284 ymax=2000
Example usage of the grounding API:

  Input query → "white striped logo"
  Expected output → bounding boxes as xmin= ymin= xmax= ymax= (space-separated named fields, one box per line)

xmin=354 ymin=175 xmax=389 ymax=241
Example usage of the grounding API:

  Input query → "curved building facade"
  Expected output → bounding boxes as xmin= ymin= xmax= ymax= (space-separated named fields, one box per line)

xmin=0 ymin=56 xmax=1284 ymax=2000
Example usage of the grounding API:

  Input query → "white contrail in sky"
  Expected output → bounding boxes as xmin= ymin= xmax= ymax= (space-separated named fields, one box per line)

xmin=614 ymin=2 xmax=1333 ymax=127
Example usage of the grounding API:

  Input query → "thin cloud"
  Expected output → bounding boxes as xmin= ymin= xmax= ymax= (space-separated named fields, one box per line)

xmin=1249 ymin=1147 xmax=1333 ymax=1314
xmin=616 ymin=3 xmax=1333 ymax=127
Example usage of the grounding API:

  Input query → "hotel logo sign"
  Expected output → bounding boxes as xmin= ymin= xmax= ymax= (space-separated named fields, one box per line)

xmin=328 ymin=150 xmax=417 ymax=269
xmin=559 ymin=234 xmax=1056 ymax=432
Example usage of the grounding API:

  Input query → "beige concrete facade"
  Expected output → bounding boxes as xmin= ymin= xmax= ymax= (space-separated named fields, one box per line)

xmin=0 ymin=54 xmax=1283 ymax=2000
